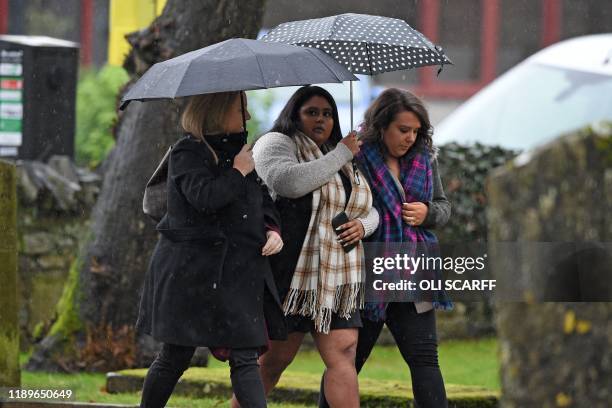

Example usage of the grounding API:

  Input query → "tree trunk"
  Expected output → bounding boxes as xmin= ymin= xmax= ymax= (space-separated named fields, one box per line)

xmin=27 ymin=0 xmax=267 ymax=372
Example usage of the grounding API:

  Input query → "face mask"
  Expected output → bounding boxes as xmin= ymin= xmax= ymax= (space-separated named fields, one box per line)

xmin=204 ymin=131 xmax=248 ymax=157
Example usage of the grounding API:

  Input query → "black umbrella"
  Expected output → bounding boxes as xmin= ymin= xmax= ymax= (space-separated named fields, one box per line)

xmin=120 ymin=38 xmax=358 ymax=114
xmin=261 ymin=13 xmax=452 ymax=128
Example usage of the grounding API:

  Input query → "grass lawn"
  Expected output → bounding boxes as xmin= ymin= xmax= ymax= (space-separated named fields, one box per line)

xmin=19 ymin=338 xmax=499 ymax=407
xmin=208 ymin=337 xmax=500 ymax=390
xmin=19 ymin=368 xmax=307 ymax=408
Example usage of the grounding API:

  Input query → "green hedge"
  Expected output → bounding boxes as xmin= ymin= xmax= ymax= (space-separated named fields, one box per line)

xmin=437 ymin=142 xmax=517 ymax=243
xmin=75 ymin=65 xmax=129 ymax=168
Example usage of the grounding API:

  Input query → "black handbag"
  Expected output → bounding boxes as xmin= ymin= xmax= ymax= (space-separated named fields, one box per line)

xmin=142 ymin=146 xmax=172 ymax=222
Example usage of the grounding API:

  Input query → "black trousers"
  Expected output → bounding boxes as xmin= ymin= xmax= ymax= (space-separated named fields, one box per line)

xmin=140 ymin=343 xmax=266 ymax=408
xmin=319 ymin=302 xmax=448 ymax=408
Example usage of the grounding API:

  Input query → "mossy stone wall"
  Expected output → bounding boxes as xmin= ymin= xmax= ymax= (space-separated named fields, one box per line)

xmin=15 ymin=158 xmax=98 ymax=350
xmin=0 ymin=160 xmax=20 ymax=386
xmin=487 ymin=125 xmax=612 ymax=407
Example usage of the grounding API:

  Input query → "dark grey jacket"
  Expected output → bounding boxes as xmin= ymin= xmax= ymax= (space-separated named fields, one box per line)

xmin=420 ymin=157 xmax=451 ymax=228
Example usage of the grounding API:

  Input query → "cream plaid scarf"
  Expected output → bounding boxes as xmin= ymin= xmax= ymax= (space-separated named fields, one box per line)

xmin=283 ymin=132 xmax=373 ymax=333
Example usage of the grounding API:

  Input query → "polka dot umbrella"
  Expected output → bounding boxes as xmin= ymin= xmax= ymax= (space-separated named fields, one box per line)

xmin=261 ymin=13 xmax=452 ymax=129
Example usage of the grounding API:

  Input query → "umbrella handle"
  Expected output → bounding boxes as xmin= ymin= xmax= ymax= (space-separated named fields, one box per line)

xmin=352 ymin=160 xmax=361 ymax=185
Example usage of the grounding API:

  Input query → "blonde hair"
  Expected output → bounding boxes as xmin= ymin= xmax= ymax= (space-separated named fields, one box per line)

xmin=181 ymin=91 xmax=240 ymax=163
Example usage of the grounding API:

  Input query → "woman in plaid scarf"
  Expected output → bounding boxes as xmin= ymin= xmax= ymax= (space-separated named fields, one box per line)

xmin=320 ymin=88 xmax=452 ymax=408
xmin=250 ymin=86 xmax=379 ymax=408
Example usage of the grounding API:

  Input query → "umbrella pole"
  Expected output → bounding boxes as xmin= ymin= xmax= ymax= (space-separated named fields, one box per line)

xmin=349 ymin=80 xmax=361 ymax=185
xmin=350 ymin=80 xmax=354 ymax=131
xmin=240 ymin=92 xmax=247 ymax=133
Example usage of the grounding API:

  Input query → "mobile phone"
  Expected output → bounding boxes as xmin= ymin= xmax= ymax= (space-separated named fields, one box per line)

xmin=331 ymin=211 xmax=357 ymax=253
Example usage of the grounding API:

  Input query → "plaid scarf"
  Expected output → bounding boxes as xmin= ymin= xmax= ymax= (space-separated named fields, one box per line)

xmin=283 ymin=132 xmax=373 ymax=333
xmin=357 ymin=141 xmax=452 ymax=320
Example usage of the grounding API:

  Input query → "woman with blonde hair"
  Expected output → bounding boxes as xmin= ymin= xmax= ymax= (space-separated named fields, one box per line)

xmin=137 ymin=91 xmax=287 ymax=408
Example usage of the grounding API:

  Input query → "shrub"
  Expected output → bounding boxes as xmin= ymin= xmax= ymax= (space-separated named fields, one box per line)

xmin=436 ymin=142 xmax=517 ymax=243
xmin=75 ymin=66 xmax=129 ymax=168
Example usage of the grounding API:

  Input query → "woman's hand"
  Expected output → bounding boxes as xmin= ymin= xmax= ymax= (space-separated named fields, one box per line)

xmin=262 ymin=230 xmax=283 ymax=256
xmin=233 ymin=144 xmax=255 ymax=176
xmin=402 ymin=202 xmax=428 ymax=226
xmin=339 ymin=131 xmax=362 ymax=156
xmin=336 ymin=219 xmax=365 ymax=247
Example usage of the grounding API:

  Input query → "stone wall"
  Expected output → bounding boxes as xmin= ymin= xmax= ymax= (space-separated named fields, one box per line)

xmin=16 ymin=156 xmax=101 ymax=350
xmin=0 ymin=160 xmax=20 ymax=386
xmin=487 ymin=123 xmax=612 ymax=407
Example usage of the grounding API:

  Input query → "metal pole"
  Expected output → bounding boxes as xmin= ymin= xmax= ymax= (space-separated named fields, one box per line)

xmin=349 ymin=80 xmax=360 ymax=184
xmin=350 ymin=80 xmax=353 ymax=131
xmin=240 ymin=92 xmax=246 ymax=133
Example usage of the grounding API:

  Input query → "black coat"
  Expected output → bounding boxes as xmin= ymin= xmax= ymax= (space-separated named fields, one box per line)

xmin=136 ymin=134 xmax=287 ymax=348
xmin=270 ymin=193 xmax=312 ymax=300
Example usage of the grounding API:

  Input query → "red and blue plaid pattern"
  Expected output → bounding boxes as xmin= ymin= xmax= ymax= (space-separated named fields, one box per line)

xmin=357 ymin=142 xmax=452 ymax=320
xmin=358 ymin=142 xmax=436 ymax=243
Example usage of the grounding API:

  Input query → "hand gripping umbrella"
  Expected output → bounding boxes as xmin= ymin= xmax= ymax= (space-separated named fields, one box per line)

xmin=120 ymin=38 xmax=358 ymax=130
xmin=261 ymin=13 xmax=452 ymax=130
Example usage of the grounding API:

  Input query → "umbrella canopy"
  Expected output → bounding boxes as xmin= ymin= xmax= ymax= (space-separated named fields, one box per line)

xmin=261 ymin=13 xmax=452 ymax=75
xmin=120 ymin=38 xmax=358 ymax=110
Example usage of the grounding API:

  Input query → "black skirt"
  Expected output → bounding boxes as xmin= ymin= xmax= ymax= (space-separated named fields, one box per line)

xmin=286 ymin=311 xmax=362 ymax=333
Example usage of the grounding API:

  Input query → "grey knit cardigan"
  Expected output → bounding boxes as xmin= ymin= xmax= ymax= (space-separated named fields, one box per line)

xmin=253 ymin=131 xmax=380 ymax=236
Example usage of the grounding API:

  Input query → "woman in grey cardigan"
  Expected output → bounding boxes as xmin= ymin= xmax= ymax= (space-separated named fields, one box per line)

xmin=250 ymin=86 xmax=379 ymax=407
